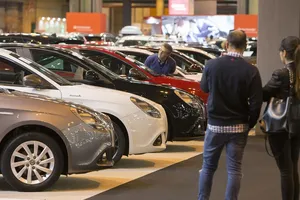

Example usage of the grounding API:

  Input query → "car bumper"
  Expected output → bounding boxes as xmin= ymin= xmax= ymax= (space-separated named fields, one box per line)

xmin=63 ymin=123 xmax=114 ymax=174
xmin=121 ymin=105 xmax=168 ymax=155
xmin=166 ymin=101 xmax=207 ymax=139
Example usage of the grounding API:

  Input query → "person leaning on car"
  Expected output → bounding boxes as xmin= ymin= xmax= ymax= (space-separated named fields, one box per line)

xmin=198 ymin=30 xmax=263 ymax=200
xmin=144 ymin=43 xmax=176 ymax=75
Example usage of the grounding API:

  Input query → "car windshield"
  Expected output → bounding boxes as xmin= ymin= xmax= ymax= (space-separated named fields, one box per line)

xmin=125 ymin=56 xmax=161 ymax=77
xmin=80 ymin=55 xmax=121 ymax=79
xmin=12 ymin=53 xmax=74 ymax=86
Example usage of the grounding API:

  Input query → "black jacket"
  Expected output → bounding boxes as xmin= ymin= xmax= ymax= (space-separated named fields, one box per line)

xmin=263 ymin=62 xmax=295 ymax=101
xmin=201 ymin=55 xmax=263 ymax=128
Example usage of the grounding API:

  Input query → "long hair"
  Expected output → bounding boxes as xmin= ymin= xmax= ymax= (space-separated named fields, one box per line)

xmin=294 ymin=45 xmax=300 ymax=98
xmin=279 ymin=36 xmax=300 ymax=98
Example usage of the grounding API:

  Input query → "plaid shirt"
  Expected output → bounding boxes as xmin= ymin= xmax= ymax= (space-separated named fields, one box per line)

xmin=208 ymin=51 xmax=248 ymax=133
xmin=208 ymin=124 xmax=249 ymax=133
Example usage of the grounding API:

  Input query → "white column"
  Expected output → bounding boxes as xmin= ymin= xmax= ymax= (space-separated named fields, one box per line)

xmin=69 ymin=0 xmax=80 ymax=12
xmin=249 ymin=0 xmax=258 ymax=14
xmin=92 ymin=0 xmax=102 ymax=13
xmin=237 ymin=0 xmax=247 ymax=14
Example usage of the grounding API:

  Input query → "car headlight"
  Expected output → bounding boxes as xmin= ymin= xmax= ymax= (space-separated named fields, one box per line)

xmin=70 ymin=107 xmax=114 ymax=132
xmin=130 ymin=97 xmax=161 ymax=118
xmin=174 ymin=90 xmax=206 ymax=119
xmin=175 ymin=90 xmax=202 ymax=109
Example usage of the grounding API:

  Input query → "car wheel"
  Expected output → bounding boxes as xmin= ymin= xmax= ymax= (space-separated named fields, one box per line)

xmin=1 ymin=132 xmax=63 ymax=192
xmin=112 ymin=121 xmax=126 ymax=164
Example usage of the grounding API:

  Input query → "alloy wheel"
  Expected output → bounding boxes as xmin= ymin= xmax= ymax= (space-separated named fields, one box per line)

xmin=10 ymin=141 xmax=55 ymax=185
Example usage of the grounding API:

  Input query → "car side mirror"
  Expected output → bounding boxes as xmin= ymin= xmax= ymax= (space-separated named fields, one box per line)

xmin=128 ymin=68 xmax=145 ymax=80
xmin=23 ymin=74 xmax=49 ymax=89
xmin=85 ymin=70 xmax=100 ymax=81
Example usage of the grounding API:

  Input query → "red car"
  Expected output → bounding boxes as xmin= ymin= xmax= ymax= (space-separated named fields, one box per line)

xmin=55 ymin=44 xmax=208 ymax=102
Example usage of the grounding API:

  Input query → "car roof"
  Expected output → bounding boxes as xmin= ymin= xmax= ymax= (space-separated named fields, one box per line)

xmin=0 ymin=43 xmax=90 ymax=61
xmin=104 ymin=46 xmax=154 ymax=55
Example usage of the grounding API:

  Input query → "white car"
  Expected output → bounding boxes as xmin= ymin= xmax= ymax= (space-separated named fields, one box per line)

xmin=0 ymin=48 xmax=168 ymax=163
xmin=103 ymin=46 xmax=202 ymax=81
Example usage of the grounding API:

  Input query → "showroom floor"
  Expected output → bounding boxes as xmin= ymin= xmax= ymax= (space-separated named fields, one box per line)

xmin=0 ymin=139 xmax=204 ymax=200
xmin=0 ymin=136 xmax=297 ymax=200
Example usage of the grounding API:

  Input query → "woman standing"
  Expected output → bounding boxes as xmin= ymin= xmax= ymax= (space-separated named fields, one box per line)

xmin=263 ymin=36 xmax=300 ymax=200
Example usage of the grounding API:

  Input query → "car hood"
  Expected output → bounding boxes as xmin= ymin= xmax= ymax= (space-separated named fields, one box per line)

xmin=123 ymin=78 xmax=179 ymax=91
xmin=154 ymin=75 xmax=200 ymax=86
xmin=0 ymin=91 xmax=74 ymax=116
xmin=60 ymin=83 xmax=158 ymax=106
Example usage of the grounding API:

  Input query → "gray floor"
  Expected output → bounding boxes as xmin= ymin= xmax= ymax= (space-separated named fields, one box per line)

xmin=88 ymin=136 xmax=299 ymax=200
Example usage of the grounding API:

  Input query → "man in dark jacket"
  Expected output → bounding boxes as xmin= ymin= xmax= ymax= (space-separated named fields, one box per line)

xmin=198 ymin=30 xmax=263 ymax=200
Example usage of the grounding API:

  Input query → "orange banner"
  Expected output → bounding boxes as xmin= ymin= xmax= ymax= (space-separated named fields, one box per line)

xmin=234 ymin=14 xmax=258 ymax=37
xmin=66 ymin=12 xmax=106 ymax=34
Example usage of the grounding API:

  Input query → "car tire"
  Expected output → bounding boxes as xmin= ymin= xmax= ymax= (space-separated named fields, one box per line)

xmin=1 ymin=132 xmax=63 ymax=192
xmin=112 ymin=121 xmax=126 ymax=164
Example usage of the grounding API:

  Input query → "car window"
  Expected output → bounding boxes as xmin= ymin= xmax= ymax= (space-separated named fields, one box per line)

xmin=80 ymin=50 xmax=134 ymax=76
xmin=30 ymin=49 xmax=84 ymax=79
xmin=180 ymin=50 xmax=211 ymax=65
xmin=120 ymin=51 xmax=149 ymax=63
xmin=5 ymin=48 xmax=17 ymax=53
xmin=170 ymin=54 xmax=194 ymax=71
xmin=80 ymin=50 xmax=149 ymax=80
xmin=30 ymin=49 xmax=112 ymax=84
xmin=0 ymin=56 xmax=51 ymax=87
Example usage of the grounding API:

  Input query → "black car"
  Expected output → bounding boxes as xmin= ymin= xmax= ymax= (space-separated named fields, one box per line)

xmin=0 ymin=43 xmax=207 ymax=140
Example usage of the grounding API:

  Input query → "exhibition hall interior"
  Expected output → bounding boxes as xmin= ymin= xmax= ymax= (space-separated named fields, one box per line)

xmin=0 ymin=0 xmax=298 ymax=199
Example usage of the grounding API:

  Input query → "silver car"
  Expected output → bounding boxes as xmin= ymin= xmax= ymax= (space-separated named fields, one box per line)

xmin=0 ymin=89 xmax=114 ymax=192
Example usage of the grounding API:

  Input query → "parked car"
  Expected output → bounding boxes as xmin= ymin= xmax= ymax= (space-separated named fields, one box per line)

xmin=106 ymin=46 xmax=203 ymax=81
xmin=0 ymin=88 xmax=114 ymax=191
xmin=0 ymin=33 xmax=84 ymax=45
xmin=0 ymin=47 xmax=168 ymax=164
xmin=65 ymin=46 xmax=208 ymax=102
xmin=115 ymin=35 xmax=185 ymax=47
xmin=89 ymin=46 xmax=208 ymax=102
xmin=63 ymin=32 xmax=116 ymax=46
xmin=1 ymin=44 xmax=206 ymax=139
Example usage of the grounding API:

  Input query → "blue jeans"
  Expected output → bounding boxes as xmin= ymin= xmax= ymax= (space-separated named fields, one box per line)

xmin=198 ymin=129 xmax=249 ymax=200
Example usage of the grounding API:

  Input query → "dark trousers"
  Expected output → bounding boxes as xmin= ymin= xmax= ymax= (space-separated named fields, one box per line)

xmin=268 ymin=133 xmax=300 ymax=200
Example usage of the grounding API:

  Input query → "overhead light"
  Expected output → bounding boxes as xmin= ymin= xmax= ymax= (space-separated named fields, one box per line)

xmin=47 ymin=17 xmax=50 ymax=21
xmin=41 ymin=17 xmax=45 ymax=20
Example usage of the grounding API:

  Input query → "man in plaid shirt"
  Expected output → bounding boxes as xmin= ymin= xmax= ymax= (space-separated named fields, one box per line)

xmin=198 ymin=30 xmax=263 ymax=200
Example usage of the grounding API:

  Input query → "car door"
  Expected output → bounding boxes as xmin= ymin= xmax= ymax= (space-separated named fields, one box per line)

xmin=0 ymin=54 xmax=62 ymax=99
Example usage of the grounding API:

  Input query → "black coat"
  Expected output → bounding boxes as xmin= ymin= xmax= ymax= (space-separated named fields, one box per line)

xmin=263 ymin=62 xmax=296 ymax=101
